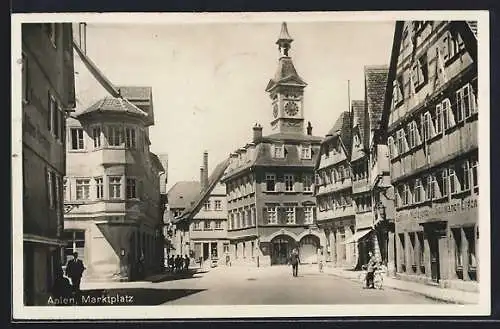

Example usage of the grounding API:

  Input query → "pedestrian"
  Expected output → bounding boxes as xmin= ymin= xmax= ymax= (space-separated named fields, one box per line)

xmin=184 ymin=255 xmax=190 ymax=271
xmin=365 ymin=251 xmax=377 ymax=289
xmin=289 ymin=248 xmax=300 ymax=277
xmin=169 ymin=255 xmax=175 ymax=272
xmin=317 ymin=248 xmax=324 ymax=273
xmin=175 ymin=255 xmax=182 ymax=272
xmin=65 ymin=252 xmax=85 ymax=292
xmin=51 ymin=267 xmax=73 ymax=304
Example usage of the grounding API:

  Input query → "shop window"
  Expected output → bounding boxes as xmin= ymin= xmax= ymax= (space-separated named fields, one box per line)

xmin=452 ymin=228 xmax=464 ymax=279
xmin=399 ymin=233 xmax=406 ymax=273
xmin=417 ymin=232 xmax=425 ymax=274
xmin=464 ymin=227 xmax=477 ymax=281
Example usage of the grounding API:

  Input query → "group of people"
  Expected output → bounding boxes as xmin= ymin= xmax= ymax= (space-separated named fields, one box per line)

xmin=288 ymin=248 xmax=383 ymax=289
xmin=167 ymin=254 xmax=190 ymax=272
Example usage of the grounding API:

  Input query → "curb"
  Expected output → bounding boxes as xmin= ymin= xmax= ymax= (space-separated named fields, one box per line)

xmin=326 ymin=271 xmax=475 ymax=305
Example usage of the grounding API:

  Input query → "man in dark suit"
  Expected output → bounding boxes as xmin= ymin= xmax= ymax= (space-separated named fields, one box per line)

xmin=290 ymin=248 xmax=300 ymax=277
xmin=66 ymin=252 xmax=85 ymax=292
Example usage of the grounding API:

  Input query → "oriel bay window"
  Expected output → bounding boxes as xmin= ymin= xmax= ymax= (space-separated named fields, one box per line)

xmin=126 ymin=178 xmax=137 ymax=199
xmin=106 ymin=126 xmax=123 ymax=147
xmin=92 ymin=126 xmax=102 ymax=148
xmin=125 ymin=127 xmax=137 ymax=149
xmin=109 ymin=176 xmax=122 ymax=199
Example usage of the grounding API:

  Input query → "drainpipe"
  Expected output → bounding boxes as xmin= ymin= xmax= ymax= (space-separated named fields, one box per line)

xmin=253 ymin=168 xmax=260 ymax=268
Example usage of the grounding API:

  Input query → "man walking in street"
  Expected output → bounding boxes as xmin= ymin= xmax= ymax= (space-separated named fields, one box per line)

xmin=365 ymin=251 xmax=377 ymax=289
xmin=290 ymin=248 xmax=300 ymax=277
xmin=65 ymin=252 xmax=85 ymax=292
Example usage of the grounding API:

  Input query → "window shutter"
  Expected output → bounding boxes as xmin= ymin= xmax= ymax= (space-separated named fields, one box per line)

xmin=443 ymin=99 xmax=455 ymax=128
xmin=414 ymin=121 xmax=422 ymax=145
xmin=470 ymin=84 xmax=478 ymax=113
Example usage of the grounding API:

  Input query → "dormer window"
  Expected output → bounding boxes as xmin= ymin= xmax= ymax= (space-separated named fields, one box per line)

xmin=301 ymin=144 xmax=312 ymax=159
xmin=272 ymin=144 xmax=285 ymax=158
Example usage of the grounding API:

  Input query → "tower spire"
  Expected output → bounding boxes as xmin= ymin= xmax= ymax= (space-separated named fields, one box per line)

xmin=276 ymin=22 xmax=293 ymax=57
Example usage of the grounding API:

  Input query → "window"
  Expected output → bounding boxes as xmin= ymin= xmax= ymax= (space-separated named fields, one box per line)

xmin=75 ymin=179 xmax=91 ymax=200
xmin=461 ymin=161 xmax=471 ymax=191
xmin=48 ymin=94 xmax=57 ymax=136
xmin=267 ymin=207 xmax=277 ymax=224
xmin=449 ymin=167 xmax=459 ymax=194
xmin=421 ymin=112 xmax=434 ymax=141
xmin=204 ymin=221 xmax=212 ymax=230
xmin=396 ymin=129 xmax=408 ymax=154
xmin=284 ymin=174 xmax=295 ymax=192
xmin=304 ymin=206 xmax=314 ymax=224
xmin=471 ymin=158 xmax=478 ymax=189
xmin=109 ymin=176 xmax=122 ymax=199
xmin=95 ymin=177 xmax=104 ymax=199
xmin=214 ymin=200 xmax=222 ymax=211
xmin=63 ymin=178 xmax=68 ymax=201
xmin=411 ymin=55 xmax=428 ymax=89
xmin=435 ymin=104 xmax=444 ymax=134
xmin=442 ymin=99 xmax=455 ymax=130
xmin=46 ymin=170 xmax=57 ymax=208
xmin=439 ymin=169 xmax=449 ymax=197
xmin=303 ymin=174 xmax=312 ymax=192
xmin=126 ymin=178 xmax=137 ymax=199
xmin=107 ymin=126 xmax=123 ymax=147
xmin=392 ymin=77 xmax=404 ymax=107
xmin=423 ymin=175 xmax=432 ymax=201
xmin=387 ymin=136 xmax=397 ymax=158
xmin=414 ymin=179 xmax=423 ymax=203
xmin=456 ymin=84 xmax=477 ymax=122
xmin=402 ymin=184 xmax=412 ymax=206
xmin=125 ymin=127 xmax=136 ymax=149
xmin=272 ymin=144 xmax=285 ymax=158
xmin=70 ymin=128 xmax=85 ymax=150
xmin=443 ymin=30 xmax=464 ymax=61
xmin=22 ymin=52 xmax=30 ymax=103
xmin=63 ymin=230 xmax=85 ymax=265
xmin=215 ymin=221 xmax=222 ymax=229
xmin=265 ymin=173 xmax=276 ymax=192
xmin=407 ymin=121 xmax=421 ymax=148
xmin=204 ymin=200 xmax=211 ymax=211
xmin=301 ymin=145 xmax=312 ymax=159
xmin=193 ymin=221 xmax=201 ymax=231
xmin=285 ymin=207 xmax=295 ymax=224
xmin=92 ymin=126 xmax=101 ymax=148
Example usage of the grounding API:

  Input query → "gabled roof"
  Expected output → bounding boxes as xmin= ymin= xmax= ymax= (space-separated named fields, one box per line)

xmin=74 ymin=96 xmax=148 ymax=119
xmin=167 ymin=181 xmax=201 ymax=210
xmin=351 ymin=100 xmax=366 ymax=144
xmin=264 ymin=132 xmax=323 ymax=143
xmin=364 ymin=66 xmax=389 ymax=136
xmin=379 ymin=20 xmax=477 ymax=141
xmin=316 ymin=111 xmax=352 ymax=170
xmin=176 ymin=159 xmax=230 ymax=223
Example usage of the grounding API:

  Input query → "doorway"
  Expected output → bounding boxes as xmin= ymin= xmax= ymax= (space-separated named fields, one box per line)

xmin=203 ymin=243 xmax=209 ymax=261
xmin=271 ymin=235 xmax=294 ymax=265
xmin=429 ymin=235 xmax=440 ymax=283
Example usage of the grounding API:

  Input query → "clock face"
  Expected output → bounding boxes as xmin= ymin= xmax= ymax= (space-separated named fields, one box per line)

xmin=273 ymin=103 xmax=279 ymax=118
xmin=284 ymin=101 xmax=299 ymax=116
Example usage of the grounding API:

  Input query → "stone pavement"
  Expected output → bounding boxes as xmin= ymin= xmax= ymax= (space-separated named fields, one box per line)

xmin=321 ymin=265 xmax=479 ymax=305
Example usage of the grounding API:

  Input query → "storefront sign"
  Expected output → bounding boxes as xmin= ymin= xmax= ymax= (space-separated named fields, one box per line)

xmin=396 ymin=197 xmax=478 ymax=222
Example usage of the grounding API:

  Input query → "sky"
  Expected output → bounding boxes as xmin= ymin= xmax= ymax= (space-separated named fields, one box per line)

xmin=83 ymin=21 xmax=395 ymax=189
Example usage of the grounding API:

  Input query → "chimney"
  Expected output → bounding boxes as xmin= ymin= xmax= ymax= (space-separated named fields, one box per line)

xmin=253 ymin=123 xmax=263 ymax=142
xmin=203 ymin=151 xmax=209 ymax=189
xmin=200 ymin=166 xmax=206 ymax=190
xmin=307 ymin=121 xmax=313 ymax=136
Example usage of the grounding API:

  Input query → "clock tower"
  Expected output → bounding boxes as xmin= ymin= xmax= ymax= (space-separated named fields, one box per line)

xmin=265 ymin=22 xmax=307 ymax=134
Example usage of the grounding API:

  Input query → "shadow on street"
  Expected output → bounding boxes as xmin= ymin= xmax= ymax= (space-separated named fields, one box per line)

xmin=71 ymin=288 xmax=206 ymax=306
xmin=148 ymin=269 xmax=210 ymax=283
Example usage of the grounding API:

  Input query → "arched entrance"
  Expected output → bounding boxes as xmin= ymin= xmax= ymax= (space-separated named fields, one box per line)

xmin=270 ymin=235 xmax=296 ymax=265
xmin=299 ymin=235 xmax=320 ymax=264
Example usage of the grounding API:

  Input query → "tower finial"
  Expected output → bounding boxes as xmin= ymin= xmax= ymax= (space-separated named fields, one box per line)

xmin=276 ymin=22 xmax=293 ymax=57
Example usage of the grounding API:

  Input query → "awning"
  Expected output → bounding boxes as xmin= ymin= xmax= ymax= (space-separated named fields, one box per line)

xmin=342 ymin=229 xmax=372 ymax=245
